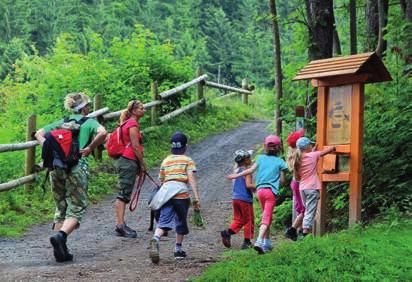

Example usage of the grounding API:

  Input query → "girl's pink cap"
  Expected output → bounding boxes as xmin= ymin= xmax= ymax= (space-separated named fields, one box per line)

xmin=264 ymin=135 xmax=281 ymax=146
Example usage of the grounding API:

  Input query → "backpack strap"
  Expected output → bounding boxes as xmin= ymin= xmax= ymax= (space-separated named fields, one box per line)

xmin=76 ymin=116 xmax=89 ymax=126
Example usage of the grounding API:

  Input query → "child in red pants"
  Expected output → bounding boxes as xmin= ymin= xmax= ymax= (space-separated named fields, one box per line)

xmin=221 ymin=149 xmax=255 ymax=249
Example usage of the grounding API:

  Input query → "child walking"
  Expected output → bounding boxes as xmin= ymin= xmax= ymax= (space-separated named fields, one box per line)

xmin=228 ymin=135 xmax=288 ymax=254
xmin=149 ymin=132 xmax=201 ymax=263
xmin=291 ymin=137 xmax=335 ymax=236
xmin=221 ymin=149 xmax=255 ymax=250
xmin=284 ymin=129 xmax=305 ymax=241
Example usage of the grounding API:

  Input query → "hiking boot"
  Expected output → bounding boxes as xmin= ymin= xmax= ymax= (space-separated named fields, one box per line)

xmin=50 ymin=233 xmax=72 ymax=262
xmin=149 ymin=238 xmax=160 ymax=264
xmin=220 ymin=230 xmax=231 ymax=248
xmin=241 ymin=241 xmax=252 ymax=250
xmin=285 ymin=227 xmax=298 ymax=241
xmin=115 ymin=223 xmax=137 ymax=238
xmin=174 ymin=250 xmax=187 ymax=260
xmin=253 ymin=240 xmax=265 ymax=255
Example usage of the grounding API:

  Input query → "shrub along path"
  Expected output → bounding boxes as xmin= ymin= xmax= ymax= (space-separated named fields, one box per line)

xmin=0 ymin=120 xmax=270 ymax=281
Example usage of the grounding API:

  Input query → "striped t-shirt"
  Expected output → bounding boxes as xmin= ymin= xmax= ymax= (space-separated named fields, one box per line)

xmin=159 ymin=154 xmax=197 ymax=199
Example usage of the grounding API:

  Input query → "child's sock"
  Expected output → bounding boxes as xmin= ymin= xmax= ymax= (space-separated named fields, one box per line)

xmin=153 ymin=235 xmax=161 ymax=242
xmin=243 ymin=238 xmax=251 ymax=244
xmin=254 ymin=237 xmax=263 ymax=246
xmin=175 ymin=243 xmax=183 ymax=252
xmin=228 ymin=228 xmax=236 ymax=235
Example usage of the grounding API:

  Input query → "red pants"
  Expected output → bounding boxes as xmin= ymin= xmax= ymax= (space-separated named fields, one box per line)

xmin=229 ymin=199 xmax=254 ymax=239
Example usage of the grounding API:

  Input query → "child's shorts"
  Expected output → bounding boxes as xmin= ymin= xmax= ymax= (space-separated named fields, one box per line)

xmin=157 ymin=198 xmax=190 ymax=235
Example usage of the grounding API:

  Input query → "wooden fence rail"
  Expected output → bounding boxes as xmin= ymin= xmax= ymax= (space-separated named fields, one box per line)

xmin=0 ymin=70 xmax=253 ymax=192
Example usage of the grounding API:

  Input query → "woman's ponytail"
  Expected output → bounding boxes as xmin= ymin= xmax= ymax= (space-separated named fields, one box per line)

xmin=119 ymin=100 xmax=142 ymax=124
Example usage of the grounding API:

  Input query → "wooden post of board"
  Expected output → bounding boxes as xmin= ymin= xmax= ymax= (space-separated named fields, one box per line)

xmin=241 ymin=79 xmax=249 ymax=104
xmin=24 ymin=114 xmax=36 ymax=192
xmin=349 ymin=83 xmax=364 ymax=225
xmin=313 ymin=87 xmax=327 ymax=236
xmin=151 ymin=82 xmax=159 ymax=126
xmin=197 ymin=68 xmax=205 ymax=111
xmin=93 ymin=94 xmax=103 ymax=161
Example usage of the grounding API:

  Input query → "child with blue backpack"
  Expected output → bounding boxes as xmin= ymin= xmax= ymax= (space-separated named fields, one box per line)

xmin=220 ymin=149 xmax=255 ymax=250
xmin=228 ymin=135 xmax=288 ymax=254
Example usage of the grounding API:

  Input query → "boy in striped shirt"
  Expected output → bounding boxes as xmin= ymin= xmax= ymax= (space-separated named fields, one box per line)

xmin=149 ymin=132 xmax=201 ymax=263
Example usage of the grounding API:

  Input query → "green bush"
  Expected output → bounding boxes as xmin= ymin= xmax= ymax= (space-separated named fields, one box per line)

xmin=195 ymin=219 xmax=412 ymax=282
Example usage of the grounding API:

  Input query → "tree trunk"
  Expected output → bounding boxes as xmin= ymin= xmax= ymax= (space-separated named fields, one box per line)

xmin=375 ymin=0 xmax=389 ymax=58
xmin=304 ymin=0 xmax=333 ymax=124
xmin=269 ymin=0 xmax=283 ymax=136
xmin=304 ymin=0 xmax=334 ymax=61
xmin=403 ymin=0 xmax=412 ymax=64
xmin=364 ymin=0 xmax=379 ymax=52
xmin=349 ymin=0 xmax=357 ymax=54
xmin=333 ymin=9 xmax=342 ymax=55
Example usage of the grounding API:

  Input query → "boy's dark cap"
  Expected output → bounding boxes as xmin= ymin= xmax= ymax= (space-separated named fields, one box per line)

xmin=171 ymin=131 xmax=187 ymax=154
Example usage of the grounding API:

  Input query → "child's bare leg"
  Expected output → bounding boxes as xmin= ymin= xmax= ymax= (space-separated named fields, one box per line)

xmin=257 ymin=224 xmax=268 ymax=239
xmin=154 ymin=228 xmax=165 ymax=238
xmin=176 ymin=234 xmax=184 ymax=244
xmin=292 ymin=213 xmax=304 ymax=229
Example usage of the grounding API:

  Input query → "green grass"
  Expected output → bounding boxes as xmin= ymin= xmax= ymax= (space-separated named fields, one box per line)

xmin=0 ymin=89 xmax=273 ymax=237
xmin=194 ymin=219 xmax=412 ymax=282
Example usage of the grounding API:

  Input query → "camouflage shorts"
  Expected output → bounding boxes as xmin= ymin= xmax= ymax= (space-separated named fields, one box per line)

xmin=50 ymin=159 xmax=89 ymax=223
xmin=116 ymin=156 xmax=140 ymax=203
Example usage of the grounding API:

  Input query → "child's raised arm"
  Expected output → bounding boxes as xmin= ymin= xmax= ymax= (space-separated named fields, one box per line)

xmin=320 ymin=146 xmax=336 ymax=156
xmin=227 ymin=163 xmax=257 ymax=180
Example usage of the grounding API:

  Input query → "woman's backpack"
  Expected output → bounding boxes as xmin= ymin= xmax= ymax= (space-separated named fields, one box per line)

xmin=41 ymin=117 xmax=89 ymax=172
xmin=105 ymin=121 xmax=130 ymax=159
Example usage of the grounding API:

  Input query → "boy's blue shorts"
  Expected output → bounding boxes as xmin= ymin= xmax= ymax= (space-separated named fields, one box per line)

xmin=157 ymin=198 xmax=190 ymax=235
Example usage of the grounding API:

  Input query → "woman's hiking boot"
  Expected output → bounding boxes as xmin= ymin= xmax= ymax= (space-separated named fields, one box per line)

xmin=220 ymin=230 xmax=231 ymax=248
xmin=285 ymin=227 xmax=298 ymax=241
xmin=115 ymin=223 xmax=137 ymax=238
xmin=50 ymin=232 xmax=73 ymax=262
xmin=174 ymin=250 xmax=187 ymax=260
xmin=149 ymin=238 xmax=160 ymax=264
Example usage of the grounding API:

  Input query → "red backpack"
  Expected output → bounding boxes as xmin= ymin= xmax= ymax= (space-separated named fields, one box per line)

xmin=105 ymin=121 xmax=130 ymax=158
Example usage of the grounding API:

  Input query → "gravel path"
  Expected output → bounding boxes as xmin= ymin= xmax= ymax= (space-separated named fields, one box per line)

xmin=0 ymin=120 xmax=270 ymax=281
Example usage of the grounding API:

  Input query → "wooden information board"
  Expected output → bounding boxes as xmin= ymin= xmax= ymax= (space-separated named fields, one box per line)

xmin=326 ymin=85 xmax=352 ymax=145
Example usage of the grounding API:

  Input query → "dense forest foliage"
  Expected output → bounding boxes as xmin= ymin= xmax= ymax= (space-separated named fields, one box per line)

xmin=0 ymin=0 xmax=411 ymax=234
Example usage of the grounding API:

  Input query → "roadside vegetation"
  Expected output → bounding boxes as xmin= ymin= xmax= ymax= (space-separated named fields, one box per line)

xmin=195 ymin=217 xmax=412 ymax=282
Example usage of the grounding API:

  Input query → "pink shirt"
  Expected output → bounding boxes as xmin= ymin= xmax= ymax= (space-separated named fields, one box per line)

xmin=121 ymin=119 xmax=143 ymax=160
xmin=299 ymin=151 xmax=321 ymax=190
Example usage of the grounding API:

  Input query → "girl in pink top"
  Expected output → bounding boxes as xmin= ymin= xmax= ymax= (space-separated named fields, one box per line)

xmin=114 ymin=100 xmax=146 ymax=238
xmin=291 ymin=137 xmax=335 ymax=236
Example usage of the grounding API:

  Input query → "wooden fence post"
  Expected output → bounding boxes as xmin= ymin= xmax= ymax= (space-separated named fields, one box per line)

xmin=151 ymin=82 xmax=159 ymax=126
xmin=197 ymin=68 xmax=206 ymax=111
xmin=24 ymin=114 xmax=36 ymax=192
xmin=93 ymin=94 xmax=103 ymax=161
xmin=241 ymin=78 xmax=249 ymax=105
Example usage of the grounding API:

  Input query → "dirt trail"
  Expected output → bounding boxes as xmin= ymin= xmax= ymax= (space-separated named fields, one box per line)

xmin=0 ymin=120 xmax=270 ymax=281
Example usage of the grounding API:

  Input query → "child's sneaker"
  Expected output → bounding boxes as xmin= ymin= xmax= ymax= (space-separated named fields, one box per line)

xmin=285 ymin=227 xmax=298 ymax=241
xmin=174 ymin=250 xmax=187 ymax=260
xmin=263 ymin=239 xmax=273 ymax=252
xmin=220 ymin=230 xmax=231 ymax=248
xmin=149 ymin=238 xmax=160 ymax=264
xmin=241 ymin=241 xmax=252 ymax=250
xmin=253 ymin=240 xmax=265 ymax=255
